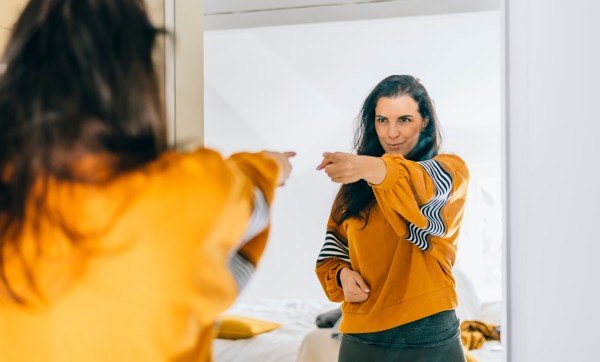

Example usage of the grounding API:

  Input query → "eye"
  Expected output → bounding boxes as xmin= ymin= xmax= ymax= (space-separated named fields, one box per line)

xmin=376 ymin=117 xmax=387 ymax=124
xmin=399 ymin=117 xmax=411 ymax=123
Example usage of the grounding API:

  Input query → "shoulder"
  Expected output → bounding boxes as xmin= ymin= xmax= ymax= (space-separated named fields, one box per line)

xmin=145 ymin=147 xmax=242 ymax=200
xmin=154 ymin=147 xmax=231 ymax=178
xmin=164 ymin=148 xmax=227 ymax=175
xmin=432 ymin=154 xmax=469 ymax=177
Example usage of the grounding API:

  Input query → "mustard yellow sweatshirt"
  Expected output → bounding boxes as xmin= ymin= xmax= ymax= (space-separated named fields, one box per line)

xmin=0 ymin=148 xmax=280 ymax=362
xmin=316 ymin=153 xmax=469 ymax=334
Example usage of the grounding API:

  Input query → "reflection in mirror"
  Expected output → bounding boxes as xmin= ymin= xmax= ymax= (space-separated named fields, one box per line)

xmin=205 ymin=4 xmax=502 ymax=362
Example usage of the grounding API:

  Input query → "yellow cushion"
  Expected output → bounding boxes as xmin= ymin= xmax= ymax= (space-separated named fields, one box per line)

xmin=216 ymin=315 xmax=281 ymax=340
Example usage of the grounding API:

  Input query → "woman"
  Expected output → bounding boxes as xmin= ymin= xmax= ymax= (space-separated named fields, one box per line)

xmin=316 ymin=75 xmax=468 ymax=361
xmin=0 ymin=0 xmax=293 ymax=361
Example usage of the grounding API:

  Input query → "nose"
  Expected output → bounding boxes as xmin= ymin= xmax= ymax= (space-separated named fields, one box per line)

xmin=387 ymin=121 xmax=400 ymax=139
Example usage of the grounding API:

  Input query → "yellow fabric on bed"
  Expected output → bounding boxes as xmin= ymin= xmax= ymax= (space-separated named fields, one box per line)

xmin=216 ymin=315 xmax=281 ymax=339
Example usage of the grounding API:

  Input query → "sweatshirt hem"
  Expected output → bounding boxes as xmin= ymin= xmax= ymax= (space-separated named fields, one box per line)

xmin=339 ymin=286 xmax=458 ymax=334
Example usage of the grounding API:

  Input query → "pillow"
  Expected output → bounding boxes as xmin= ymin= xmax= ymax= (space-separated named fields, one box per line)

xmin=476 ymin=300 xmax=502 ymax=326
xmin=453 ymin=268 xmax=482 ymax=322
xmin=216 ymin=315 xmax=281 ymax=339
xmin=315 ymin=308 xmax=342 ymax=328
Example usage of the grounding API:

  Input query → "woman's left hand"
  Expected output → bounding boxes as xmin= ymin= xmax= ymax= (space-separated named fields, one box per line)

xmin=317 ymin=152 xmax=386 ymax=185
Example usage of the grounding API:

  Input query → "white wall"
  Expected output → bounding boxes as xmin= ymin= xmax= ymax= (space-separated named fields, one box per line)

xmin=506 ymin=0 xmax=600 ymax=361
xmin=204 ymin=0 xmax=500 ymax=30
xmin=204 ymin=11 xmax=501 ymax=301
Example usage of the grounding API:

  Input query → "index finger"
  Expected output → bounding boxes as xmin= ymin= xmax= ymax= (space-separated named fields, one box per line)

xmin=317 ymin=152 xmax=335 ymax=170
xmin=316 ymin=158 xmax=331 ymax=171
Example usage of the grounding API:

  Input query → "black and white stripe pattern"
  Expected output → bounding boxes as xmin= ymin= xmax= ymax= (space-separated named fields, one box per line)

xmin=317 ymin=232 xmax=350 ymax=264
xmin=228 ymin=252 xmax=255 ymax=290
xmin=228 ymin=187 xmax=269 ymax=290
xmin=405 ymin=160 xmax=453 ymax=251
xmin=240 ymin=187 xmax=270 ymax=244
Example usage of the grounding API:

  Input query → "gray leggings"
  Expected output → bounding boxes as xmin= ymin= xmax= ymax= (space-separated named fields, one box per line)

xmin=338 ymin=334 xmax=466 ymax=362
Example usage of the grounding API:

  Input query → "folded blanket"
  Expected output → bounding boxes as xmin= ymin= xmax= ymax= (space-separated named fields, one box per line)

xmin=460 ymin=320 xmax=500 ymax=350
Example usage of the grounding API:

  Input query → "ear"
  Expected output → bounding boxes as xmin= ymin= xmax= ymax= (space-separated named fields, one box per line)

xmin=422 ymin=117 xmax=430 ymax=131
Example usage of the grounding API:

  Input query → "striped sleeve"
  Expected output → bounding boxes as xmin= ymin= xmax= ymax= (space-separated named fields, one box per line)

xmin=371 ymin=154 xmax=466 ymax=252
xmin=316 ymin=230 xmax=350 ymax=264
xmin=181 ymin=149 xmax=279 ymax=328
xmin=227 ymin=186 xmax=269 ymax=291
xmin=220 ymin=151 xmax=280 ymax=294
xmin=404 ymin=159 xmax=453 ymax=251
xmin=315 ymin=220 xmax=351 ymax=303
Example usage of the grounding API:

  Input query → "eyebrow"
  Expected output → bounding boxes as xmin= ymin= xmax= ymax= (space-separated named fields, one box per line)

xmin=375 ymin=114 xmax=414 ymax=119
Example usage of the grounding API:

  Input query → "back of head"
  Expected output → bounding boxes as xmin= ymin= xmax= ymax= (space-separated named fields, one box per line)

xmin=0 ymin=0 xmax=165 ymax=177
xmin=0 ymin=0 xmax=166 ymax=303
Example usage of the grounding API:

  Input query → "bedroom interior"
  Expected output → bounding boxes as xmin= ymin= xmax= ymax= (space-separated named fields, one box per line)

xmin=0 ymin=0 xmax=504 ymax=361
xmin=203 ymin=1 xmax=503 ymax=361
xmin=3 ymin=0 xmax=598 ymax=361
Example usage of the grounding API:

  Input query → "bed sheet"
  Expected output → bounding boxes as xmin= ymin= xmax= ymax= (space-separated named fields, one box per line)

xmin=213 ymin=298 xmax=338 ymax=362
xmin=213 ymin=298 xmax=503 ymax=362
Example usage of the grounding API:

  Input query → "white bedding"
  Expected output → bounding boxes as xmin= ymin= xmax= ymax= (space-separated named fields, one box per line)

xmin=213 ymin=298 xmax=503 ymax=362
xmin=470 ymin=340 xmax=503 ymax=361
xmin=213 ymin=298 xmax=338 ymax=362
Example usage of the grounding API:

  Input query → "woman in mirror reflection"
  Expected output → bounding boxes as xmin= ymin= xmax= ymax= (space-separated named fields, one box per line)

xmin=0 ymin=0 xmax=294 ymax=360
xmin=317 ymin=75 xmax=469 ymax=361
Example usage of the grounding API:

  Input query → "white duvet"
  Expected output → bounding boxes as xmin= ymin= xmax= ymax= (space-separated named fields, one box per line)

xmin=213 ymin=268 xmax=504 ymax=362
xmin=212 ymin=297 xmax=503 ymax=362
xmin=213 ymin=298 xmax=339 ymax=362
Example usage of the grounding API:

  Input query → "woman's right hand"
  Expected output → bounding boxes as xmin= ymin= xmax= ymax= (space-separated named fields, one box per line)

xmin=263 ymin=151 xmax=296 ymax=186
xmin=339 ymin=267 xmax=370 ymax=303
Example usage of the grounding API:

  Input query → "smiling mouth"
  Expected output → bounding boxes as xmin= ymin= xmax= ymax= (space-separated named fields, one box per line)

xmin=386 ymin=141 xmax=406 ymax=147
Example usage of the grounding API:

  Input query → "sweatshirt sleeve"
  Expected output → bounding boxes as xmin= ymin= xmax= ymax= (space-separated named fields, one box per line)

xmin=223 ymin=152 xmax=281 ymax=291
xmin=370 ymin=153 xmax=469 ymax=253
xmin=178 ymin=149 xmax=280 ymax=326
xmin=315 ymin=215 xmax=351 ymax=303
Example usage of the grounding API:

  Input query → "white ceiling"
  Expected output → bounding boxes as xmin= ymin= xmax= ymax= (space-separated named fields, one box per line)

xmin=204 ymin=0 xmax=500 ymax=30
xmin=205 ymin=0 xmax=391 ymax=15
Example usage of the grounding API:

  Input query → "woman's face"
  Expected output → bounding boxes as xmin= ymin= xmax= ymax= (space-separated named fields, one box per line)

xmin=374 ymin=95 xmax=428 ymax=156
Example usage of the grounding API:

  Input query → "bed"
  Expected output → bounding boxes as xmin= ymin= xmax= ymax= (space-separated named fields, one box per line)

xmin=213 ymin=298 xmax=339 ymax=362
xmin=213 ymin=270 xmax=503 ymax=362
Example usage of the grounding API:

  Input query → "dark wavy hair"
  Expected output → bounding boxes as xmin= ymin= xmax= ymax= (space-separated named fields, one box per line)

xmin=0 ymin=0 xmax=166 ymax=302
xmin=332 ymin=75 xmax=442 ymax=226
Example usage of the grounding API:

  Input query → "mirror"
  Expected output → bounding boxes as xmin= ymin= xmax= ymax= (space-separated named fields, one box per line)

xmin=203 ymin=1 xmax=504 ymax=362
